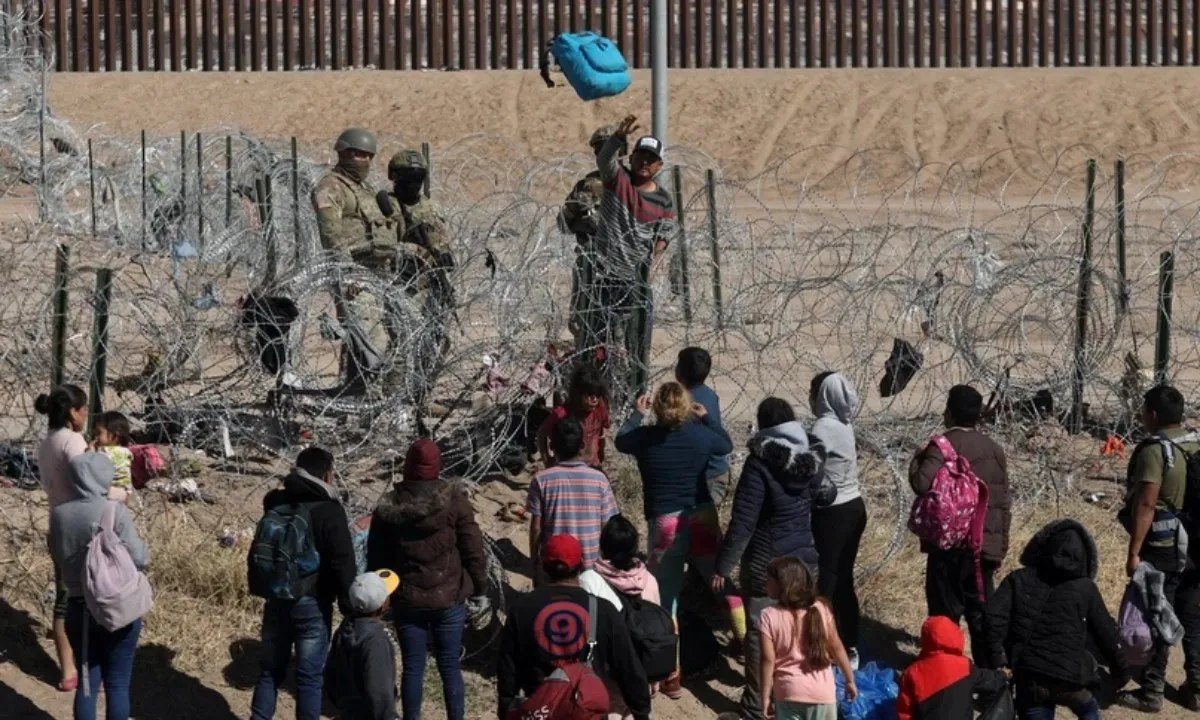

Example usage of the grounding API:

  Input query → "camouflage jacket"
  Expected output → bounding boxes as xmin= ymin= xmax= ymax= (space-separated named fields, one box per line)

xmin=558 ymin=170 xmax=604 ymax=241
xmin=377 ymin=193 xmax=455 ymax=303
xmin=312 ymin=167 xmax=396 ymax=267
xmin=378 ymin=193 xmax=452 ymax=260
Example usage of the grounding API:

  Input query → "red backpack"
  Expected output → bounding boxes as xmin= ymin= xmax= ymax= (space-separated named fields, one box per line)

xmin=908 ymin=435 xmax=990 ymax=599
xmin=506 ymin=596 xmax=609 ymax=720
xmin=129 ymin=444 xmax=166 ymax=490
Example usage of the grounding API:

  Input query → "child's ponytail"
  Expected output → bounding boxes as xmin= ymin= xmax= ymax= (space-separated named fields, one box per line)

xmin=767 ymin=556 xmax=832 ymax=671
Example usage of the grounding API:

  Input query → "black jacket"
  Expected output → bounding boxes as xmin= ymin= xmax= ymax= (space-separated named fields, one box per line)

xmin=324 ymin=616 xmax=397 ymax=720
xmin=496 ymin=584 xmax=650 ymax=720
xmin=716 ymin=421 xmax=824 ymax=597
xmin=366 ymin=479 xmax=489 ymax=611
xmin=262 ymin=470 xmax=357 ymax=613
xmin=985 ymin=518 xmax=1128 ymax=688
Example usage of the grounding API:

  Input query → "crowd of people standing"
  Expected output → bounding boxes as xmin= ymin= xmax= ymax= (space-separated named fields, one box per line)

xmin=26 ymin=106 xmax=1200 ymax=720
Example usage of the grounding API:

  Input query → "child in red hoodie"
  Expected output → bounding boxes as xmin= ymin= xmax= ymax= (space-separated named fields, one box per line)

xmin=897 ymin=616 xmax=1007 ymax=720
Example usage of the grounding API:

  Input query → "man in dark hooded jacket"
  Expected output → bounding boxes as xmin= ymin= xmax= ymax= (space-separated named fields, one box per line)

xmin=714 ymin=397 xmax=827 ymax=720
xmin=986 ymin=519 xmax=1128 ymax=719
xmin=252 ymin=447 xmax=357 ymax=720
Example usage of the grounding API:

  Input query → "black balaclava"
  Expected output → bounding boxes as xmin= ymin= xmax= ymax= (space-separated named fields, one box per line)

xmin=392 ymin=171 xmax=425 ymax=205
xmin=338 ymin=150 xmax=372 ymax=184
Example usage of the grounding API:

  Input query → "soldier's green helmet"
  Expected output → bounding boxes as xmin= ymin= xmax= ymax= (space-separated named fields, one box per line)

xmin=334 ymin=128 xmax=377 ymax=155
xmin=388 ymin=149 xmax=428 ymax=174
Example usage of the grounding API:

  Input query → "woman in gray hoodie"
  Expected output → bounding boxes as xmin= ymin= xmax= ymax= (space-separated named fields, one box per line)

xmin=49 ymin=453 xmax=149 ymax=720
xmin=808 ymin=371 xmax=866 ymax=668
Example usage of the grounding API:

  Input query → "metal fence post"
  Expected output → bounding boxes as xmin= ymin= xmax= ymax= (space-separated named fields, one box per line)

xmin=1071 ymin=159 xmax=1096 ymax=433
xmin=87 ymin=268 xmax=114 ymax=432
xmin=51 ymin=244 xmax=70 ymax=391
xmin=1116 ymin=159 xmax=1128 ymax=315
xmin=705 ymin=168 xmax=724 ymax=331
xmin=670 ymin=165 xmax=692 ymax=332
xmin=1155 ymin=251 xmax=1176 ymax=385
xmin=421 ymin=141 xmax=432 ymax=198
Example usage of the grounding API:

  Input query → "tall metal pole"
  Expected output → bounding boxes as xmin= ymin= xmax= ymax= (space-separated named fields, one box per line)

xmin=651 ymin=0 xmax=667 ymax=147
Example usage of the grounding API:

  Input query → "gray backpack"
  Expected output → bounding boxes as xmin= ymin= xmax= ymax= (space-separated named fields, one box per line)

xmin=83 ymin=501 xmax=153 ymax=631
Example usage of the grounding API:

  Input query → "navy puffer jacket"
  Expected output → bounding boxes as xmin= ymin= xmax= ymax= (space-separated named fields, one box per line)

xmin=716 ymin=421 xmax=825 ymax=597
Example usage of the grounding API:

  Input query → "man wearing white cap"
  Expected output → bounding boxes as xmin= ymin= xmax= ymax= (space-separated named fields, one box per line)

xmin=325 ymin=569 xmax=401 ymax=720
xmin=586 ymin=114 xmax=678 ymax=405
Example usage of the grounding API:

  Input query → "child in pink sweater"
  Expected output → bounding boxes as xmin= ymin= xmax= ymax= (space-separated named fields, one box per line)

xmin=579 ymin=515 xmax=666 ymax=716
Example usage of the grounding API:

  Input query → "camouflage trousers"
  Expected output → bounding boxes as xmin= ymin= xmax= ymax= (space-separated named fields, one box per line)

xmin=577 ymin=273 xmax=652 ymax=407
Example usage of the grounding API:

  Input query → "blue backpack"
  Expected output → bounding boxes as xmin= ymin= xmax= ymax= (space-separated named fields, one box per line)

xmin=540 ymin=32 xmax=631 ymax=101
xmin=247 ymin=502 xmax=322 ymax=600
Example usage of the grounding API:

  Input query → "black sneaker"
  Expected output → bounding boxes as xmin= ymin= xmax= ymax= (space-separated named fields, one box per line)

xmin=1116 ymin=689 xmax=1164 ymax=713
xmin=1182 ymin=687 xmax=1200 ymax=712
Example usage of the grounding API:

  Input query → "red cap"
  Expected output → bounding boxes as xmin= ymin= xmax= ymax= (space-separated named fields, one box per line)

xmin=404 ymin=438 xmax=442 ymax=482
xmin=542 ymin=534 xmax=583 ymax=570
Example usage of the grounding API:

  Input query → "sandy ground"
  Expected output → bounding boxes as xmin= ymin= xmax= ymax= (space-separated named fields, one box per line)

xmin=2 ymin=68 xmax=1200 ymax=719
xmin=48 ymin=67 xmax=1200 ymax=196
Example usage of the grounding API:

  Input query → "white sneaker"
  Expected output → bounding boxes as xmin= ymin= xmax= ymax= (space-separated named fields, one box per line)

xmin=848 ymin=648 xmax=860 ymax=671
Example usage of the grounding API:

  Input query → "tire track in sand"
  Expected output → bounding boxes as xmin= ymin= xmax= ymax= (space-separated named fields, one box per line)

xmin=748 ymin=78 xmax=820 ymax=178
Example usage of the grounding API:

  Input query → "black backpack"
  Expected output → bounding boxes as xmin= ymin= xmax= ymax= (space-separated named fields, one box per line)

xmin=611 ymin=588 xmax=677 ymax=683
xmin=247 ymin=502 xmax=322 ymax=600
xmin=1164 ymin=432 xmax=1200 ymax=534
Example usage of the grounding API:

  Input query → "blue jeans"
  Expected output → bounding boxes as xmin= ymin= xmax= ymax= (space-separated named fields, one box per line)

xmin=250 ymin=596 xmax=332 ymax=720
xmin=65 ymin=599 xmax=141 ymax=720
xmin=395 ymin=604 xmax=467 ymax=720
xmin=1021 ymin=702 xmax=1100 ymax=720
xmin=1016 ymin=676 xmax=1100 ymax=720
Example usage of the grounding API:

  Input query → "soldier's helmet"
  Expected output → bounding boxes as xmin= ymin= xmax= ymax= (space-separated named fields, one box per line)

xmin=334 ymin=128 xmax=378 ymax=155
xmin=388 ymin=149 xmax=429 ymax=175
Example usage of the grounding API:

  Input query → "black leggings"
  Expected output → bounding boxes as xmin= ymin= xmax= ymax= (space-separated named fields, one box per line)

xmin=812 ymin=497 xmax=867 ymax=648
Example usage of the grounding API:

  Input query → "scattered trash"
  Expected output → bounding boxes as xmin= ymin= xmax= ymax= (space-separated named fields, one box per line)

xmin=351 ymin=514 xmax=373 ymax=573
xmin=879 ymin=338 xmax=923 ymax=398
xmin=495 ymin=502 xmax=527 ymax=524
xmin=0 ymin=443 xmax=38 ymax=489
xmin=219 ymin=528 xmax=238 ymax=548
xmin=146 ymin=477 xmax=206 ymax=503
xmin=969 ymin=244 xmax=1003 ymax=292
xmin=1102 ymin=435 xmax=1127 ymax=458
xmin=192 ymin=282 xmax=220 ymax=310
xmin=835 ymin=661 xmax=899 ymax=720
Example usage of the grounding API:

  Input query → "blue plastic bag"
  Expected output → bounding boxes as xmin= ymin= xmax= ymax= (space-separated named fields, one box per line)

xmin=834 ymin=662 xmax=899 ymax=720
xmin=543 ymin=32 xmax=631 ymax=101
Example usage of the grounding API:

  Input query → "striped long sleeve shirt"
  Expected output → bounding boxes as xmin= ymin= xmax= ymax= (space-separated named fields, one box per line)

xmin=591 ymin=135 xmax=677 ymax=286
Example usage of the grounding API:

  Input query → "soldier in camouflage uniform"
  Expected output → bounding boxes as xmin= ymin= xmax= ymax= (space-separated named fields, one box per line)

xmin=376 ymin=149 xmax=456 ymax=397
xmin=558 ymin=126 xmax=627 ymax=354
xmin=311 ymin=128 xmax=399 ymax=391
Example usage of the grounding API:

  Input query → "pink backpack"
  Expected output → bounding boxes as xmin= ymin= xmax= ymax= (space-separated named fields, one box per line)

xmin=908 ymin=435 xmax=990 ymax=599
xmin=129 ymin=444 xmax=166 ymax=490
xmin=84 ymin=501 xmax=153 ymax=632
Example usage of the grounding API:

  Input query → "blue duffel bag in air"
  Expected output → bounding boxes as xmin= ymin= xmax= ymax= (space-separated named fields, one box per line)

xmin=539 ymin=32 xmax=631 ymax=101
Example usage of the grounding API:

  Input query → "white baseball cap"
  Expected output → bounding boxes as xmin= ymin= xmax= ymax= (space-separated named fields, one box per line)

xmin=632 ymin=136 xmax=664 ymax=161
xmin=348 ymin=569 xmax=400 ymax=614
